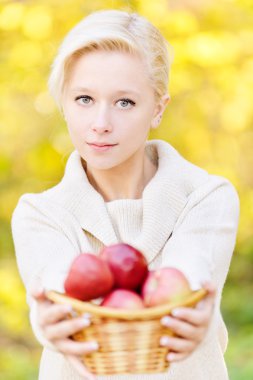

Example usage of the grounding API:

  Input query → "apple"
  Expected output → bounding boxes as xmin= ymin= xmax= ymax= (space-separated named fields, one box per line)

xmin=141 ymin=267 xmax=191 ymax=307
xmin=64 ymin=253 xmax=114 ymax=301
xmin=100 ymin=243 xmax=148 ymax=290
xmin=101 ymin=289 xmax=144 ymax=309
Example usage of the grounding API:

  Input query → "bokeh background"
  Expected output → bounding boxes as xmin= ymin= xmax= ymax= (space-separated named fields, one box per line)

xmin=0 ymin=0 xmax=252 ymax=379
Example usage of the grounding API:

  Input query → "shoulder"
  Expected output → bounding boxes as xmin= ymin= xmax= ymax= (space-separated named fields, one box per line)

xmin=11 ymin=191 xmax=61 ymax=234
xmin=12 ymin=150 xmax=82 ymax=224
xmin=11 ymin=172 xmax=66 ymax=222
xmin=151 ymin=139 xmax=240 ymax=208
xmin=185 ymin=174 xmax=240 ymax=225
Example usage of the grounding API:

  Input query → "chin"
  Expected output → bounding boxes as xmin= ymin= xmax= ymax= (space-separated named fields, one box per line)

xmin=81 ymin=150 xmax=131 ymax=172
xmin=85 ymin=160 xmax=121 ymax=172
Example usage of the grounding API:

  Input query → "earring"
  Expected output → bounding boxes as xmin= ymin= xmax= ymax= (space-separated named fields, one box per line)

xmin=156 ymin=114 xmax=162 ymax=125
xmin=151 ymin=114 xmax=162 ymax=129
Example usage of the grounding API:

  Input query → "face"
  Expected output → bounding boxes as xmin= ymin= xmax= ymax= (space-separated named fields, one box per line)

xmin=62 ymin=50 xmax=168 ymax=172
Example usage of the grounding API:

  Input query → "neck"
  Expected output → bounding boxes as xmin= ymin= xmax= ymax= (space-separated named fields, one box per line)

xmin=84 ymin=147 xmax=157 ymax=202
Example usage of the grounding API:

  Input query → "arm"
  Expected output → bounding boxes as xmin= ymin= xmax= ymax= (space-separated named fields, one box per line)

xmin=11 ymin=195 xmax=98 ymax=379
xmin=160 ymin=179 xmax=240 ymax=361
xmin=162 ymin=179 xmax=240 ymax=293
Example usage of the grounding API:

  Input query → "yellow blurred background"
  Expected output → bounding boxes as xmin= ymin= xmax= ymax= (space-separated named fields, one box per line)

xmin=0 ymin=0 xmax=252 ymax=379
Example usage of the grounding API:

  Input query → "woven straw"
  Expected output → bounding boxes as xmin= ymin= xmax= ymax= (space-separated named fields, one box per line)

xmin=46 ymin=289 xmax=207 ymax=375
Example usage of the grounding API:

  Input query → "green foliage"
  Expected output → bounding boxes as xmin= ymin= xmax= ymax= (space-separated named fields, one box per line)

xmin=226 ymin=330 xmax=253 ymax=380
xmin=0 ymin=347 xmax=40 ymax=380
xmin=0 ymin=259 xmax=41 ymax=379
xmin=0 ymin=0 xmax=252 ymax=379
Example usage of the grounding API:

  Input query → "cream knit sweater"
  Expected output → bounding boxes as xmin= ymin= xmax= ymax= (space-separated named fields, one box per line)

xmin=12 ymin=139 xmax=239 ymax=380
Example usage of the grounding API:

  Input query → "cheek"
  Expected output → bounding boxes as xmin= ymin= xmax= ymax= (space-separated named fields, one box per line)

xmin=64 ymin=104 xmax=82 ymax=126
xmin=66 ymin=121 xmax=78 ymax=138
xmin=65 ymin=112 xmax=85 ymax=136
xmin=129 ymin=112 xmax=153 ymax=135
xmin=137 ymin=104 xmax=154 ymax=124
xmin=66 ymin=122 xmax=86 ymax=150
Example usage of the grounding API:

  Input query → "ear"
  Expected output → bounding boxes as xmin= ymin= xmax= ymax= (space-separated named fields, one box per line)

xmin=151 ymin=94 xmax=170 ymax=129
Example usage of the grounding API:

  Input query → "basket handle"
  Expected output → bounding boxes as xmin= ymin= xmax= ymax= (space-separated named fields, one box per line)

xmin=46 ymin=288 xmax=208 ymax=320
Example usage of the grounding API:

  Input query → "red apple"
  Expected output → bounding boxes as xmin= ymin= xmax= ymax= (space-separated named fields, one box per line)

xmin=100 ymin=243 xmax=148 ymax=290
xmin=141 ymin=267 xmax=191 ymax=307
xmin=101 ymin=289 xmax=144 ymax=309
xmin=64 ymin=253 xmax=114 ymax=301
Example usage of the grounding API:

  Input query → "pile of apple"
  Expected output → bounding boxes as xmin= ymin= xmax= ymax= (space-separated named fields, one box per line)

xmin=64 ymin=243 xmax=191 ymax=310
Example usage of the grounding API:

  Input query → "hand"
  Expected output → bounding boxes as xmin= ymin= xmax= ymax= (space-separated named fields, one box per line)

xmin=31 ymin=286 xmax=98 ymax=380
xmin=160 ymin=282 xmax=216 ymax=362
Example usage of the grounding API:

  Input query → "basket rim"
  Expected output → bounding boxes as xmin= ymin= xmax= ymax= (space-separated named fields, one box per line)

xmin=46 ymin=288 xmax=207 ymax=320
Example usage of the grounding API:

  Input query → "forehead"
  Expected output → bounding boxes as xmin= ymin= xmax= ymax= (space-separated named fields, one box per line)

xmin=65 ymin=50 xmax=153 ymax=94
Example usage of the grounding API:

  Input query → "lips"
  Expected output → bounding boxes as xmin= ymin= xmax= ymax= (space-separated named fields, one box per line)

xmin=87 ymin=142 xmax=117 ymax=147
xmin=87 ymin=142 xmax=117 ymax=152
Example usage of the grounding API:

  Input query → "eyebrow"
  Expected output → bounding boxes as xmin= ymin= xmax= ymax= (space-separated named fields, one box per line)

xmin=70 ymin=87 xmax=141 ymax=97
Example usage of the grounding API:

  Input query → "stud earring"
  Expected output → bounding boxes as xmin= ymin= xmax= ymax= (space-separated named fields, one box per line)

xmin=151 ymin=115 xmax=161 ymax=129
xmin=157 ymin=114 xmax=162 ymax=124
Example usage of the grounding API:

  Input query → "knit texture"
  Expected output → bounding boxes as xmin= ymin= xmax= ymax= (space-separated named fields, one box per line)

xmin=12 ymin=139 xmax=239 ymax=380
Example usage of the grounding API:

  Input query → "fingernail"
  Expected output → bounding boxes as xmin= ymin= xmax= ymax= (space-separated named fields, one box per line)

xmin=82 ymin=312 xmax=91 ymax=319
xmin=88 ymin=341 xmax=99 ymax=350
xmin=160 ymin=336 xmax=170 ymax=346
xmin=80 ymin=318 xmax=91 ymax=327
xmin=161 ymin=316 xmax=173 ymax=327
xmin=167 ymin=353 xmax=175 ymax=361
xmin=63 ymin=305 xmax=73 ymax=313
xmin=161 ymin=316 xmax=171 ymax=326
xmin=171 ymin=308 xmax=181 ymax=317
xmin=70 ymin=309 xmax=78 ymax=318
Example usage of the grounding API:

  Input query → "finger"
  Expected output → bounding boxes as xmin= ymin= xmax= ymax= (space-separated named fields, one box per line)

xmin=201 ymin=281 xmax=216 ymax=295
xmin=166 ymin=351 xmax=189 ymax=362
xmin=196 ymin=282 xmax=216 ymax=310
xmin=39 ymin=303 xmax=73 ymax=326
xmin=160 ymin=335 xmax=195 ymax=353
xmin=160 ymin=315 xmax=204 ymax=342
xmin=30 ymin=285 xmax=47 ymax=301
xmin=170 ymin=297 xmax=215 ymax=326
xmin=56 ymin=339 xmax=99 ymax=356
xmin=66 ymin=354 xmax=96 ymax=380
xmin=170 ymin=307 xmax=210 ymax=326
xmin=44 ymin=316 xmax=91 ymax=341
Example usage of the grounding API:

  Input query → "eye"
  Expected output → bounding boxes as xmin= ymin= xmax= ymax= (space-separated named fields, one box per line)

xmin=75 ymin=95 xmax=93 ymax=105
xmin=117 ymin=98 xmax=136 ymax=109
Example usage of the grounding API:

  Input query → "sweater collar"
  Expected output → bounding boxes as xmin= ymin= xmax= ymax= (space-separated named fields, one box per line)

xmin=55 ymin=140 xmax=191 ymax=263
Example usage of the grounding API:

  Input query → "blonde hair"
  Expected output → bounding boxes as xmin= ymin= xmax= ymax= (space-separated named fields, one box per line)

xmin=48 ymin=9 xmax=173 ymax=109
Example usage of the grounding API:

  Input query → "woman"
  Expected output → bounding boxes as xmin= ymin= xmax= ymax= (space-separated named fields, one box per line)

xmin=12 ymin=9 xmax=239 ymax=380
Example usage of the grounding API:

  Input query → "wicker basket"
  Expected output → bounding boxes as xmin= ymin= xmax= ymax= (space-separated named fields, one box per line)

xmin=46 ymin=289 xmax=207 ymax=376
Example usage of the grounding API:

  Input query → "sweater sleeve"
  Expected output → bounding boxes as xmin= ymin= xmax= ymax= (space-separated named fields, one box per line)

xmin=161 ymin=178 xmax=240 ymax=293
xmin=11 ymin=194 xmax=81 ymax=351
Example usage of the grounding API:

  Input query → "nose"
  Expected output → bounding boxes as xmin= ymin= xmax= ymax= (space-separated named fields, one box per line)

xmin=92 ymin=105 xmax=112 ymax=134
